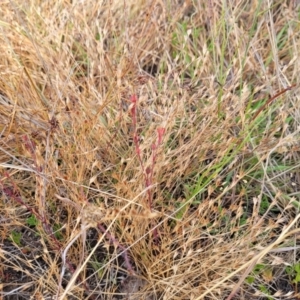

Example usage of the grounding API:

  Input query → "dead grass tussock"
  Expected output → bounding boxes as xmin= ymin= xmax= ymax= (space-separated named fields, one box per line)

xmin=1 ymin=0 xmax=300 ymax=299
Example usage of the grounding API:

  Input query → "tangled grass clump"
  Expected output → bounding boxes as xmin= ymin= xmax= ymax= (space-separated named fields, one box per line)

xmin=0 ymin=1 xmax=300 ymax=299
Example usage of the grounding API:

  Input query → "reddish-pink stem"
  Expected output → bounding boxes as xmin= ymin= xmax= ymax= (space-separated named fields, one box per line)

xmin=98 ymin=224 xmax=135 ymax=275
xmin=130 ymin=95 xmax=165 ymax=243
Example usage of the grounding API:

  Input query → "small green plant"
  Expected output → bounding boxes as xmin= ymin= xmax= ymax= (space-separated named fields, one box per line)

xmin=89 ymin=257 xmax=107 ymax=279
xmin=259 ymin=196 xmax=270 ymax=215
xmin=286 ymin=263 xmax=300 ymax=284
xmin=258 ymin=284 xmax=273 ymax=300
xmin=26 ymin=214 xmax=38 ymax=227
xmin=246 ymin=264 xmax=274 ymax=299
xmin=246 ymin=263 xmax=265 ymax=284
xmin=53 ymin=223 xmax=64 ymax=241
xmin=9 ymin=230 xmax=22 ymax=246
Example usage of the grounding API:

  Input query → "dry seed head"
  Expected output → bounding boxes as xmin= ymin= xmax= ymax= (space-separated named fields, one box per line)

xmin=81 ymin=203 xmax=159 ymax=228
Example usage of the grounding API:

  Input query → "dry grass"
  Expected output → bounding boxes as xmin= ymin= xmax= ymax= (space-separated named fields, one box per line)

xmin=1 ymin=1 xmax=300 ymax=299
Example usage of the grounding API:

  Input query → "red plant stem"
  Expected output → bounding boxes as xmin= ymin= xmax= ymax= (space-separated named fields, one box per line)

xmin=1 ymin=173 xmax=63 ymax=251
xmin=1 ymin=173 xmax=93 ymax=296
xmin=98 ymin=224 xmax=135 ymax=275
xmin=130 ymin=95 xmax=165 ymax=243
xmin=251 ymin=84 xmax=296 ymax=122
xmin=130 ymin=96 xmax=166 ymax=210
